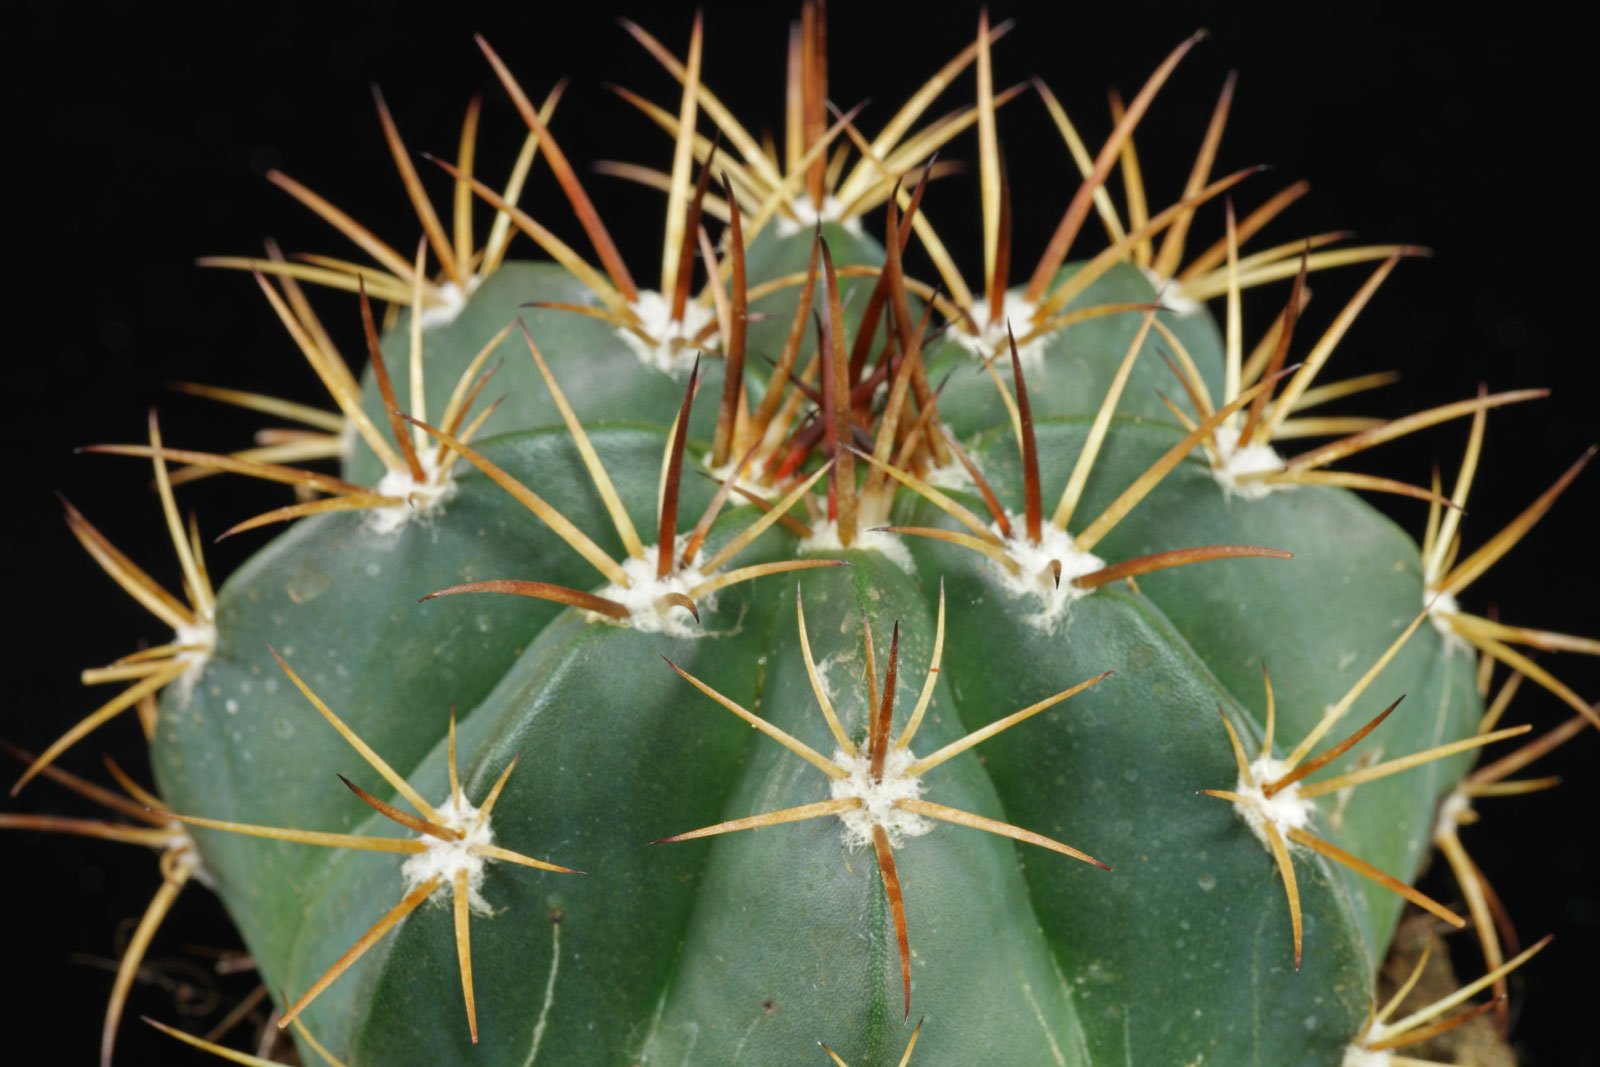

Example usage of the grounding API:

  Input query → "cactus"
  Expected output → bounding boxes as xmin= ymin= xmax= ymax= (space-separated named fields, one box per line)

xmin=13 ymin=6 xmax=1596 ymax=1066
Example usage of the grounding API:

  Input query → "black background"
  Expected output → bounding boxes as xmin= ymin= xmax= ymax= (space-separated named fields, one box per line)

xmin=11 ymin=2 xmax=1597 ymax=1063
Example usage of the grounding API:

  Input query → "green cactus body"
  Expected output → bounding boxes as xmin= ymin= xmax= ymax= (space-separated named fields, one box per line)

xmin=142 ymin=241 xmax=1488 ymax=1063
xmin=18 ymin=8 xmax=1590 ymax=1067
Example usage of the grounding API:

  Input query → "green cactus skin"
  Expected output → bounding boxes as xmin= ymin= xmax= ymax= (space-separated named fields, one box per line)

xmin=16 ymin=7 xmax=1592 ymax=1067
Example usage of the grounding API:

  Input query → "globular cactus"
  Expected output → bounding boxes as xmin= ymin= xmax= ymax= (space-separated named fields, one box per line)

xmin=14 ymin=6 xmax=1596 ymax=1066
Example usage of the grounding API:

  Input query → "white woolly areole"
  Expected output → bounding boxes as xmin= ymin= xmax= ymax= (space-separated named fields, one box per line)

xmin=166 ymin=828 xmax=217 ymax=889
xmin=416 ymin=277 xmax=480 ymax=332
xmin=400 ymin=792 xmax=496 ymax=915
xmin=617 ymin=290 xmax=715 ymax=376
xmin=922 ymin=453 xmax=973 ymax=491
xmin=829 ymin=747 xmax=931 ymax=848
xmin=990 ymin=517 xmax=1105 ymax=632
xmin=949 ymin=292 xmax=1045 ymax=369
xmin=1211 ymin=424 xmax=1287 ymax=500
xmin=337 ymin=419 xmax=361 ymax=473
xmin=1341 ymin=1038 xmax=1392 ymax=1067
xmin=1234 ymin=756 xmax=1314 ymax=851
xmin=168 ymin=618 xmax=216 ymax=705
xmin=588 ymin=546 xmax=711 ymax=638
xmin=1425 ymin=588 xmax=1472 ymax=655
xmin=703 ymin=453 xmax=772 ymax=499
xmin=1434 ymin=789 xmax=1472 ymax=840
xmin=775 ymin=194 xmax=864 ymax=238
xmin=1138 ymin=266 xmax=1203 ymax=318
xmin=799 ymin=519 xmax=916 ymax=573
xmin=368 ymin=450 xmax=457 ymax=535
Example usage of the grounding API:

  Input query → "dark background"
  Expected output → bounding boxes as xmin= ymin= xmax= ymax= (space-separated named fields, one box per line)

xmin=12 ymin=1 xmax=1597 ymax=1063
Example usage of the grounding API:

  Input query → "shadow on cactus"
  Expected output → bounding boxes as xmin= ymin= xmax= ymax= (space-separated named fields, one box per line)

xmin=12 ymin=4 xmax=1595 ymax=1065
